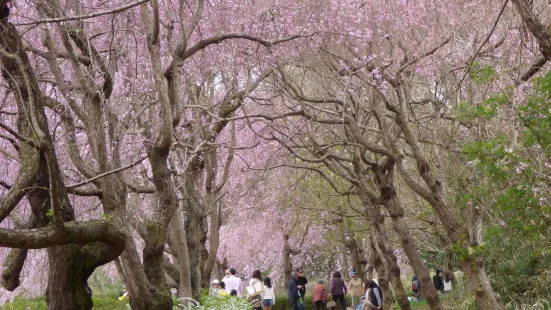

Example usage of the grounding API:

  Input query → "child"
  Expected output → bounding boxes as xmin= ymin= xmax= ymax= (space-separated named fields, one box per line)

xmin=262 ymin=277 xmax=275 ymax=310
xmin=217 ymin=282 xmax=230 ymax=297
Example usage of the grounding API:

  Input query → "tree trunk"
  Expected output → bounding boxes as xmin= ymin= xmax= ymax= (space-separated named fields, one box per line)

xmin=386 ymin=93 xmax=506 ymax=310
xmin=1 ymin=248 xmax=28 ymax=291
xmin=362 ymin=195 xmax=410 ymax=310
xmin=142 ymin=219 xmax=173 ymax=310
xmin=46 ymin=245 xmax=93 ymax=310
xmin=100 ymin=176 xmax=155 ymax=310
xmin=341 ymin=241 xmax=350 ymax=278
xmin=462 ymin=201 xmax=503 ymax=308
xmin=346 ymin=237 xmax=367 ymax=279
xmin=369 ymin=235 xmax=393 ymax=310
xmin=283 ymin=234 xmax=293 ymax=289
xmin=169 ymin=210 xmax=193 ymax=298
xmin=372 ymin=164 xmax=442 ymax=310
xmin=118 ymin=235 xmax=154 ymax=310
xmin=202 ymin=203 xmax=221 ymax=287
xmin=365 ymin=237 xmax=375 ymax=281
xmin=182 ymin=171 xmax=204 ymax=300
xmin=372 ymin=224 xmax=410 ymax=310
xmin=142 ymin=149 xmax=181 ymax=310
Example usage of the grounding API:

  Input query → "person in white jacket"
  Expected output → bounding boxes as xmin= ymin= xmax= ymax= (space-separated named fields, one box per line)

xmin=225 ymin=268 xmax=243 ymax=297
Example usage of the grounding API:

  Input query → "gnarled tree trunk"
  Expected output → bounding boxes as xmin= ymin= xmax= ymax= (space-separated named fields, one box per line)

xmin=368 ymin=234 xmax=393 ymax=310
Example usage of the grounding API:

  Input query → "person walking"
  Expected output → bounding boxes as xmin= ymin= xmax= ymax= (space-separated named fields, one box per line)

xmin=296 ymin=268 xmax=308 ymax=310
xmin=225 ymin=267 xmax=243 ymax=297
xmin=348 ymin=271 xmax=364 ymax=308
xmin=248 ymin=270 xmax=264 ymax=310
xmin=288 ymin=271 xmax=301 ymax=310
xmin=330 ymin=271 xmax=347 ymax=310
xmin=312 ymin=280 xmax=327 ymax=310
xmin=433 ymin=270 xmax=444 ymax=292
xmin=262 ymin=277 xmax=275 ymax=310
xmin=443 ymin=274 xmax=452 ymax=293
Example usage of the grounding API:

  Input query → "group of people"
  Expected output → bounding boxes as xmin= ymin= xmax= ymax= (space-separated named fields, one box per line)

xmin=210 ymin=267 xmax=454 ymax=310
xmin=288 ymin=269 xmax=383 ymax=310
xmin=411 ymin=270 xmax=453 ymax=301
xmin=209 ymin=267 xmax=276 ymax=310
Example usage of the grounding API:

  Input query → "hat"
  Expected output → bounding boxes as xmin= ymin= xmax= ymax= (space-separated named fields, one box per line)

xmin=351 ymin=271 xmax=357 ymax=275
xmin=212 ymin=279 xmax=219 ymax=284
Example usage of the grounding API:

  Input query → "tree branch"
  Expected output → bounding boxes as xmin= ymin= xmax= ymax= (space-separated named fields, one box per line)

xmin=0 ymin=220 xmax=124 ymax=249
xmin=15 ymin=0 xmax=150 ymax=26
xmin=66 ymin=157 xmax=147 ymax=188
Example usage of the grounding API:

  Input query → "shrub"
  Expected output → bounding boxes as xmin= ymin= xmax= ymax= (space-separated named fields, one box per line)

xmin=272 ymin=295 xmax=352 ymax=310
xmin=175 ymin=295 xmax=252 ymax=310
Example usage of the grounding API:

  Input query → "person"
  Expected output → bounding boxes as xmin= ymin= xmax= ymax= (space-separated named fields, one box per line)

xmin=225 ymin=267 xmax=243 ymax=297
xmin=411 ymin=274 xmax=421 ymax=300
xmin=248 ymin=269 xmax=264 ymax=310
xmin=262 ymin=277 xmax=275 ymax=310
xmin=368 ymin=280 xmax=383 ymax=309
xmin=223 ymin=269 xmax=231 ymax=279
xmin=288 ymin=271 xmax=301 ymax=310
xmin=118 ymin=288 xmax=129 ymax=301
xmin=358 ymin=280 xmax=383 ymax=310
xmin=230 ymin=289 xmax=238 ymax=296
xmin=433 ymin=270 xmax=444 ymax=292
xmin=312 ymin=280 xmax=327 ymax=310
xmin=348 ymin=270 xmax=364 ymax=308
xmin=211 ymin=279 xmax=220 ymax=297
xmin=296 ymin=268 xmax=308 ymax=310
xmin=443 ymin=274 xmax=452 ymax=293
xmin=330 ymin=271 xmax=347 ymax=310
xmin=356 ymin=281 xmax=372 ymax=310
xmin=217 ymin=281 xmax=230 ymax=297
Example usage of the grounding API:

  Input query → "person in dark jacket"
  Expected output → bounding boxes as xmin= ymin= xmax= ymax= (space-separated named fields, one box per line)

xmin=433 ymin=270 xmax=444 ymax=292
xmin=288 ymin=271 xmax=301 ymax=310
xmin=411 ymin=274 xmax=421 ymax=299
xmin=296 ymin=268 xmax=308 ymax=310
xmin=330 ymin=271 xmax=347 ymax=310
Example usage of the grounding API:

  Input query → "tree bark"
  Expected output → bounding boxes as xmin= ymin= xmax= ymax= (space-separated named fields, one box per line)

xmin=358 ymin=186 xmax=411 ymax=310
xmin=282 ymin=233 xmax=300 ymax=289
xmin=169 ymin=209 xmax=193 ymax=298
xmin=1 ymin=248 xmax=27 ymax=291
xmin=511 ymin=0 xmax=551 ymax=60
xmin=372 ymin=161 xmax=442 ymax=310
xmin=182 ymin=170 xmax=204 ymax=299
xmin=369 ymin=234 xmax=393 ymax=310
xmin=346 ymin=237 xmax=367 ymax=279
xmin=202 ymin=202 xmax=221 ymax=287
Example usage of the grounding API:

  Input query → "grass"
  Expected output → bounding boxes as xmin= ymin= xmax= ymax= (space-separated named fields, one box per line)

xmin=2 ymin=296 xmax=129 ymax=310
xmin=394 ymin=299 xmax=429 ymax=309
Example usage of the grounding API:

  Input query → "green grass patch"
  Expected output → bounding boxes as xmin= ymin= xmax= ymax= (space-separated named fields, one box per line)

xmin=2 ymin=296 xmax=129 ymax=310
xmin=394 ymin=298 xmax=429 ymax=309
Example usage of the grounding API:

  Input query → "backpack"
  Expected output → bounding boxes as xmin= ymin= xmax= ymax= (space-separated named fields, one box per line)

xmin=412 ymin=281 xmax=418 ymax=292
